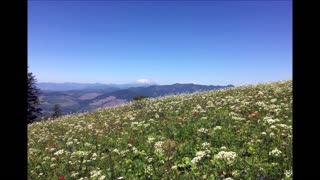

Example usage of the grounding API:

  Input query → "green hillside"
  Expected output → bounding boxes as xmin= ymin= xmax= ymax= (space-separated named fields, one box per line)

xmin=28 ymin=80 xmax=292 ymax=180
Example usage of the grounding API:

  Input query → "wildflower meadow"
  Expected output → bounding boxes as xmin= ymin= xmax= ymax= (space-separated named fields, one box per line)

xmin=28 ymin=80 xmax=292 ymax=179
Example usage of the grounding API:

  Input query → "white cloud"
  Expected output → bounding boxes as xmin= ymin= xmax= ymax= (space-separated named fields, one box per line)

xmin=136 ymin=79 xmax=153 ymax=84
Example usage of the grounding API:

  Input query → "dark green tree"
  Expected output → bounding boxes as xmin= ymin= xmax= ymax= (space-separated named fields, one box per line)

xmin=132 ymin=95 xmax=149 ymax=110
xmin=133 ymin=95 xmax=148 ymax=101
xmin=51 ymin=104 xmax=62 ymax=118
xmin=27 ymin=71 xmax=42 ymax=124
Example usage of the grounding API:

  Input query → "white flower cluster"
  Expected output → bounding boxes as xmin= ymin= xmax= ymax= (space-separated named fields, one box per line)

xmin=264 ymin=116 xmax=280 ymax=124
xmin=213 ymin=126 xmax=222 ymax=131
xmin=130 ymin=120 xmax=150 ymax=129
xmin=269 ymin=132 xmax=275 ymax=137
xmin=220 ymin=146 xmax=227 ymax=150
xmin=71 ymin=150 xmax=89 ymax=158
xmin=120 ymin=150 xmax=129 ymax=156
xmin=256 ymin=101 xmax=266 ymax=107
xmin=29 ymin=148 xmax=39 ymax=155
xmin=144 ymin=165 xmax=153 ymax=174
xmin=269 ymin=148 xmax=282 ymax=157
xmin=147 ymin=157 xmax=153 ymax=163
xmin=87 ymin=123 xmax=94 ymax=130
xmin=155 ymin=113 xmax=160 ymax=119
xmin=214 ymin=151 xmax=237 ymax=164
xmin=147 ymin=137 xmax=155 ymax=144
xmin=70 ymin=171 xmax=79 ymax=177
xmin=196 ymin=104 xmax=202 ymax=110
xmin=90 ymin=169 xmax=102 ymax=178
xmin=277 ymin=124 xmax=291 ymax=130
xmin=154 ymin=141 xmax=164 ymax=153
xmin=201 ymin=117 xmax=208 ymax=120
xmin=91 ymin=153 xmax=98 ymax=160
xmin=232 ymin=116 xmax=245 ymax=121
xmin=206 ymin=101 xmax=214 ymax=107
xmin=53 ymin=149 xmax=64 ymax=156
xmin=66 ymin=141 xmax=73 ymax=146
xmin=198 ymin=128 xmax=209 ymax=134
xmin=78 ymin=177 xmax=89 ymax=180
xmin=191 ymin=150 xmax=210 ymax=164
xmin=112 ymin=149 xmax=120 ymax=154
xmin=73 ymin=124 xmax=81 ymax=129
xmin=201 ymin=142 xmax=211 ymax=149
xmin=284 ymin=169 xmax=292 ymax=178
xmin=270 ymin=98 xmax=277 ymax=103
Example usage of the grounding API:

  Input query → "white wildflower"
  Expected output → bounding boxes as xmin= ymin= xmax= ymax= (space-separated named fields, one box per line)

xmin=191 ymin=156 xmax=202 ymax=164
xmin=90 ymin=169 xmax=102 ymax=177
xmin=43 ymin=156 xmax=50 ymax=161
xmin=214 ymin=151 xmax=237 ymax=164
xmin=220 ymin=146 xmax=227 ymax=150
xmin=54 ymin=149 xmax=64 ymax=156
xmin=147 ymin=137 xmax=155 ymax=144
xmin=154 ymin=141 xmax=164 ymax=153
xmin=191 ymin=150 xmax=210 ymax=164
xmin=196 ymin=105 xmax=202 ymax=110
xmin=207 ymin=101 xmax=214 ymax=107
xmin=155 ymin=113 xmax=160 ymax=119
xmin=269 ymin=148 xmax=282 ymax=157
xmin=269 ymin=132 xmax=275 ymax=137
xmin=214 ymin=126 xmax=222 ymax=131
xmin=201 ymin=117 xmax=208 ymax=120
xmin=284 ymin=170 xmax=292 ymax=178
xmin=145 ymin=165 xmax=153 ymax=174
xmin=201 ymin=142 xmax=211 ymax=149
xmin=198 ymin=128 xmax=209 ymax=134
xmin=71 ymin=172 xmax=79 ymax=177
xmin=113 ymin=149 xmax=120 ymax=154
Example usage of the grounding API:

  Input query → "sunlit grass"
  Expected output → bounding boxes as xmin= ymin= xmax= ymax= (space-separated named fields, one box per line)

xmin=28 ymin=80 xmax=292 ymax=179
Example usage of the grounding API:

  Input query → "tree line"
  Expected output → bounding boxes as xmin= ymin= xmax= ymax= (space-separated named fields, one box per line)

xmin=28 ymin=70 xmax=150 ymax=124
xmin=27 ymin=71 xmax=62 ymax=124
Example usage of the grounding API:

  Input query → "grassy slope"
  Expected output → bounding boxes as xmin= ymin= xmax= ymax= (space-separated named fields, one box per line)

xmin=28 ymin=80 xmax=292 ymax=180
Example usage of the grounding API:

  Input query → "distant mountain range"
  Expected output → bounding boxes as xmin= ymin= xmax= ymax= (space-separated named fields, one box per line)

xmin=38 ymin=83 xmax=234 ymax=117
xmin=36 ymin=82 xmax=157 ymax=91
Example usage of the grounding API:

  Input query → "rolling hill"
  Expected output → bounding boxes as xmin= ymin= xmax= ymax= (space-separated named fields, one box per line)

xmin=38 ymin=83 xmax=234 ymax=117
xmin=28 ymin=80 xmax=292 ymax=179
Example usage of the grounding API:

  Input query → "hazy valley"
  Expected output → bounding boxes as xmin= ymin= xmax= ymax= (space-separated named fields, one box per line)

xmin=38 ymin=83 xmax=234 ymax=117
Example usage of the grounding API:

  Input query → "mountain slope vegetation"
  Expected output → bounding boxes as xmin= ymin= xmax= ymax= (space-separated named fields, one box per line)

xmin=39 ymin=84 xmax=233 ymax=117
xmin=28 ymin=80 xmax=292 ymax=179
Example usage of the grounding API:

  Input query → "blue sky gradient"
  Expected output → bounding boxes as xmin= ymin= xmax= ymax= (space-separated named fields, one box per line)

xmin=28 ymin=1 xmax=292 ymax=86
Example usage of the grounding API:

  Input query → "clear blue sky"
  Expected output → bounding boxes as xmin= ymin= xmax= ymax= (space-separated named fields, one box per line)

xmin=28 ymin=1 xmax=292 ymax=86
